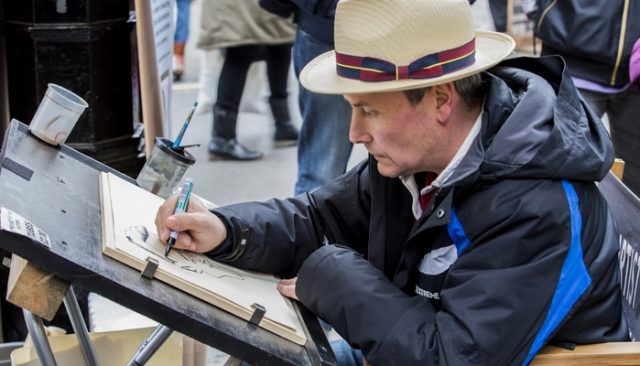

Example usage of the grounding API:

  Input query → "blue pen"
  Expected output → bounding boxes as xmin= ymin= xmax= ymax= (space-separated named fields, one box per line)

xmin=164 ymin=178 xmax=194 ymax=257
xmin=172 ymin=102 xmax=198 ymax=149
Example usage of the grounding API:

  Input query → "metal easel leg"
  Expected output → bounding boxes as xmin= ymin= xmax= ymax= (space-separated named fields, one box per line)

xmin=223 ymin=356 xmax=242 ymax=366
xmin=223 ymin=303 xmax=267 ymax=366
xmin=22 ymin=310 xmax=57 ymax=366
xmin=126 ymin=324 xmax=173 ymax=366
xmin=63 ymin=286 xmax=98 ymax=366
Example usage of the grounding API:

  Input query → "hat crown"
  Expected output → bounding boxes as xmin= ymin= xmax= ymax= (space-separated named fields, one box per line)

xmin=335 ymin=0 xmax=475 ymax=65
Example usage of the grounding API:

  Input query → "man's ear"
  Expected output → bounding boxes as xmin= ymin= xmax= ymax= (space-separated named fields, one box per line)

xmin=433 ymin=82 xmax=455 ymax=123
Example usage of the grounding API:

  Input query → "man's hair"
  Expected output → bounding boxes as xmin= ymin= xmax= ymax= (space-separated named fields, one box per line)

xmin=403 ymin=73 xmax=485 ymax=108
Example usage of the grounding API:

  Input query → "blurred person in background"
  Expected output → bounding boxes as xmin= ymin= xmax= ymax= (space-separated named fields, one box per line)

xmin=259 ymin=0 xmax=354 ymax=195
xmin=525 ymin=0 xmax=640 ymax=195
xmin=198 ymin=0 xmax=298 ymax=160
xmin=173 ymin=0 xmax=192 ymax=81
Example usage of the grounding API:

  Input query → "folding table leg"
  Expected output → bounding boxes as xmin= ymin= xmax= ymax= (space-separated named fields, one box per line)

xmin=126 ymin=324 xmax=173 ymax=366
xmin=223 ymin=356 xmax=243 ymax=366
xmin=63 ymin=287 xmax=98 ymax=366
xmin=22 ymin=310 xmax=57 ymax=366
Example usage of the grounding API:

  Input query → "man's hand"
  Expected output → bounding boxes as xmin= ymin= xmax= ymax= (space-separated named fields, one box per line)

xmin=277 ymin=277 xmax=299 ymax=300
xmin=155 ymin=194 xmax=227 ymax=253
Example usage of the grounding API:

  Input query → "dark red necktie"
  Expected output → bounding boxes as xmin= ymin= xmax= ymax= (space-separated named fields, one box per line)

xmin=419 ymin=172 xmax=438 ymax=212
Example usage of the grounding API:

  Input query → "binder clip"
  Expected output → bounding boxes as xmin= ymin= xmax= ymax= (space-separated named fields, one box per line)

xmin=248 ymin=303 xmax=266 ymax=326
xmin=141 ymin=256 xmax=159 ymax=279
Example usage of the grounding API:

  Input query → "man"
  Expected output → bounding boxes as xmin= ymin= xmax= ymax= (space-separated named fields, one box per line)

xmin=156 ymin=0 xmax=629 ymax=364
xmin=258 ymin=0 xmax=354 ymax=195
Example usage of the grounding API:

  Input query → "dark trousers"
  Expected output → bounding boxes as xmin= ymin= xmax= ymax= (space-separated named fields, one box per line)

xmin=216 ymin=44 xmax=292 ymax=113
xmin=580 ymin=87 xmax=640 ymax=196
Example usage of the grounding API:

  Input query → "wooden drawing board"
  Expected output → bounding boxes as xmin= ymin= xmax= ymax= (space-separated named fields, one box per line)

xmin=99 ymin=172 xmax=306 ymax=345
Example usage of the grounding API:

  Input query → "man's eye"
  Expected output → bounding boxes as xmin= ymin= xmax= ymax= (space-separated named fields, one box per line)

xmin=362 ymin=108 xmax=376 ymax=117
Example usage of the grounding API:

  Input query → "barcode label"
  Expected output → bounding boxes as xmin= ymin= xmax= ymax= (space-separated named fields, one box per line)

xmin=0 ymin=207 xmax=51 ymax=248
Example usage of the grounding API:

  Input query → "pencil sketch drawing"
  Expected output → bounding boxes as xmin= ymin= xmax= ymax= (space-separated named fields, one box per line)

xmin=100 ymin=172 xmax=306 ymax=345
xmin=124 ymin=225 xmax=245 ymax=280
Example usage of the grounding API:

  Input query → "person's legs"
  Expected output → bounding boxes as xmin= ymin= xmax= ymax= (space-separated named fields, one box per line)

xmin=173 ymin=0 xmax=191 ymax=80
xmin=174 ymin=0 xmax=190 ymax=44
xmin=238 ymin=339 xmax=362 ymax=366
xmin=209 ymin=46 xmax=263 ymax=160
xmin=264 ymin=43 xmax=298 ymax=146
xmin=581 ymin=87 xmax=640 ymax=195
xmin=330 ymin=339 xmax=364 ymax=366
xmin=486 ymin=0 xmax=507 ymax=32
xmin=602 ymin=87 xmax=640 ymax=196
xmin=579 ymin=88 xmax=609 ymax=118
xmin=293 ymin=30 xmax=353 ymax=195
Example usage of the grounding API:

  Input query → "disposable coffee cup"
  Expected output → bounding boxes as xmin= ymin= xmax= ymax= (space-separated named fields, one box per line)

xmin=136 ymin=137 xmax=196 ymax=198
xmin=29 ymin=83 xmax=89 ymax=146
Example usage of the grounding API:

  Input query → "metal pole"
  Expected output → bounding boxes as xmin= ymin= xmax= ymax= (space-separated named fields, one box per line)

xmin=126 ymin=324 xmax=173 ymax=366
xmin=22 ymin=310 xmax=58 ymax=366
xmin=223 ymin=356 xmax=243 ymax=366
xmin=63 ymin=287 xmax=99 ymax=366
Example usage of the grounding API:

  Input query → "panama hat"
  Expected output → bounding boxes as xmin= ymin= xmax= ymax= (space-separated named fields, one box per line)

xmin=300 ymin=0 xmax=516 ymax=94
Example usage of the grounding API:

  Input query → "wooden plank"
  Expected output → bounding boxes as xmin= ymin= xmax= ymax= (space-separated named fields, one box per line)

xmin=612 ymin=158 xmax=626 ymax=180
xmin=531 ymin=342 xmax=640 ymax=366
xmin=6 ymin=255 xmax=69 ymax=321
xmin=134 ymin=0 xmax=165 ymax=156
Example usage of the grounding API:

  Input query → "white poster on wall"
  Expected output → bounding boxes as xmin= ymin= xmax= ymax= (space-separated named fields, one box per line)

xmin=150 ymin=0 xmax=174 ymax=137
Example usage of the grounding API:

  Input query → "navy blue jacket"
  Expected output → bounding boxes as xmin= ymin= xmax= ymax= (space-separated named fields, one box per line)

xmin=532 ymin=0 xmax=640 ymax=87
xmin=259 ymin=0 xmax=338 ymax=44
xmin=211 ymin=56 xmax=629 ymax=365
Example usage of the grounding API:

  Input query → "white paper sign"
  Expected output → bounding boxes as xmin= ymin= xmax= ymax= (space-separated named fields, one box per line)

xmin=0 ymin=207 xmax=51 ymax=248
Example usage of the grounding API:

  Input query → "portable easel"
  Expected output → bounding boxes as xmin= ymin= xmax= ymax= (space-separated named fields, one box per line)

xmin=0 ymin=120 xmax=336 ymax=365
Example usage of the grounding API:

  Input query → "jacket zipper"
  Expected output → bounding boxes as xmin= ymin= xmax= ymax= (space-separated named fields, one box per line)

xmin=535 ymin=0 xmax=558 ymax=33
xmin=611 ymin=0 xmax=631 ymax=85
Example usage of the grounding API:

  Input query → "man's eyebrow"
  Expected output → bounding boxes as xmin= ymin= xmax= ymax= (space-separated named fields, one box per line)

xmin=345 ymin=99 xmax=368 ymax=108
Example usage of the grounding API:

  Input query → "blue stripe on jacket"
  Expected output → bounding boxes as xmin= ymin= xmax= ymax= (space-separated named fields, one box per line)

xmin=523 ymin=180 xmax=592 ymax=365
xmin=446 ymin=182 xmax=592 ymax=365
xmin=447 ymin=207 xmax=470 ymax=255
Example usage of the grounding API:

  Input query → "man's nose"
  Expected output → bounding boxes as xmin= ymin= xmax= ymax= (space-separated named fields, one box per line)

xmin=349 ymin=115 xmax=370 ymax=144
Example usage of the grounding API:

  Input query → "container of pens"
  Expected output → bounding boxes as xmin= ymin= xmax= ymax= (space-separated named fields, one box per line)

xmin=136 ymin=137 xmax=196 ymax=198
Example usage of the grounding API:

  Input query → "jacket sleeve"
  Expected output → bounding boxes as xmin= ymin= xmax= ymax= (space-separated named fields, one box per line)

xmin=259 ymin=0 xmax=295 ymax=18
xmin=210 ymin=160 xmax=371 ymax=278
xmin=296 ymin=179 xmax=587 ymax=365
xmin=259 ymin=0 xmax=339 ymax=18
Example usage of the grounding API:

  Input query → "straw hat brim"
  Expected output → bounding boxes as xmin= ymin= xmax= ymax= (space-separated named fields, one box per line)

xmin=300 ymin=31 xmax=515 ymax=94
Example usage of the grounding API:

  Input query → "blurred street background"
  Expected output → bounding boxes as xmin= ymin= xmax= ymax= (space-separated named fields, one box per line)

xmin=169 ymin=0 xmax=528 ymax=206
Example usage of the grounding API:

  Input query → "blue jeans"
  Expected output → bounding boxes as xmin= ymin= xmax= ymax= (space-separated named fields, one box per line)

xmin=174 ymin=0 xmax=190 ymax=43
xmin=240 ymin=339 xmax=362 ymax=366
xmin=293 ymin=29 xmax=353 ymax=195
xmin=331 ymin=339 xmax=364 ymax=366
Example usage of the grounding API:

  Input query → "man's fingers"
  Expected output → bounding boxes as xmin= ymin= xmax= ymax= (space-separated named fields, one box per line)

xmin=172 ymin=231 xmax=196 ymax=251
xmin=277 ymin=277 xmax=299 ymax=300
xmin=187 ymin=196 xmax=208 ymax=213
xmin=155 ymin=194 xmax=179 ymax=235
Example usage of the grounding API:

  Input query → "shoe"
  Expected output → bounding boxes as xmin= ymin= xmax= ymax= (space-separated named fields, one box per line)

xmin=208 ymin=137 xmax=263 ymax=161
xmin=274 ymin=124 xmax=298 ymax=147
xmin=173 ymin=42 xmax=186 ymax=81
xmin=269 ymin=96 xmax=298 ymax=147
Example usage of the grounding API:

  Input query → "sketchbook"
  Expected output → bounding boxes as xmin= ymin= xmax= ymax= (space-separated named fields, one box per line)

xmin=99 ymin=172 xmax=306 ymax=345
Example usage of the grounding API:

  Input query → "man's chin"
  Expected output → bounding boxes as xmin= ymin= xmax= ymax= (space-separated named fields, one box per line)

xmin=376 ymin=163 xmax=402 ymax=178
